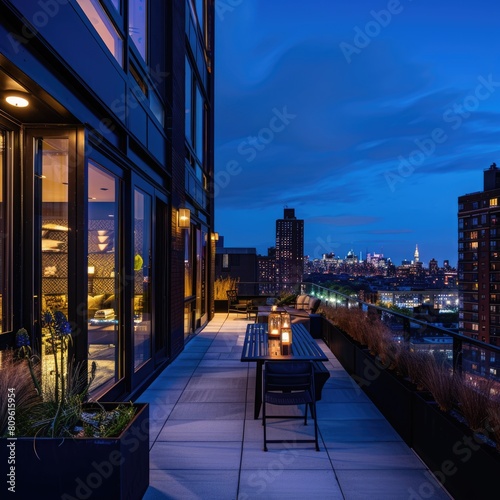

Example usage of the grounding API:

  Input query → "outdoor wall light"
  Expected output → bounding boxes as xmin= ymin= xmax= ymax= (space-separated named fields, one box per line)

xmin=178 ymin=208 xmax=191 ymax=228
xmin=88 ymin=266 xmax=95 ymax=276
xmin=5 ymin=93 xmax=29 ymax=107
xmin=211 ymin=232 xmax=219 ymax=241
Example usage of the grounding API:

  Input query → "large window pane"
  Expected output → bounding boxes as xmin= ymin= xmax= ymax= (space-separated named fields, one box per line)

xmin=133 ymin=189 xmax=152 ymax=369
xmin=38 ymin=138 xmax=69 ymax=393
xmin=87 ymin=161 xmax=120 ymax=393
xmin=76 ymin=0 xmax=123 ymax=64
xmin=195 ymin=85 xmax=204 ymax=162
xmin=0 ymin=131 xmax=7 ymax=332
xmin=185 ymin=58 xmax=193 ymax=145
xmin=129 ymin=0 xmax=147 ymax=60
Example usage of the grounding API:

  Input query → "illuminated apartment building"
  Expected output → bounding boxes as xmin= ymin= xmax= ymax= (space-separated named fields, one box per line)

xmin=458 ymin=163 xmax=500 ymax=345
xmin=0 ymin=1 xmax=216 ymax=399
xmin=275 ymin=208 xmax=304 ymax=291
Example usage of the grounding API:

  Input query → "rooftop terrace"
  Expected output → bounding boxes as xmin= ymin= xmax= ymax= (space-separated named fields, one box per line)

xmin=138 ymin=313 xmax=452 ymax=500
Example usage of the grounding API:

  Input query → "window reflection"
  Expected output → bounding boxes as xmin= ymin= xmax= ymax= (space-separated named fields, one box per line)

xmin=0 ymin=131 xmax=8 ymax=333
xmin=87 ymin=161 xmax=120 ymax=393
xmin=129 ymin=0 xmax=147 ymax=60
xmin=76 ymin=0 xmax=123 ymax=64
xmin=133 ymin=189 xmax=152 ymax=369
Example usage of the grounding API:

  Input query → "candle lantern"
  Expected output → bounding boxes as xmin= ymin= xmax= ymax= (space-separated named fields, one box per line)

xmin=280 ymin=312 xmax=291 ymax=330
xmin=280 ymin=327 xmax=292 ymax=355
xmin=268 ymin=310 xmax=282 ymax=337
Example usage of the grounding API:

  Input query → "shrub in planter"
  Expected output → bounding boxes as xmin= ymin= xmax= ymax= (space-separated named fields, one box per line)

xmin=0 ymin=314 xmax=149 ymax=498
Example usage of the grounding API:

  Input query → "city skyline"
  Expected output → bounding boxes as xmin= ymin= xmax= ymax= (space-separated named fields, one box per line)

xmin=214 ymin=0 xmax=500 ymax=266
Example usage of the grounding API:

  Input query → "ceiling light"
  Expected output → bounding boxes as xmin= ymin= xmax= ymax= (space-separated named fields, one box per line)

xmin=5 ymin=95 xmax=29 ymax=107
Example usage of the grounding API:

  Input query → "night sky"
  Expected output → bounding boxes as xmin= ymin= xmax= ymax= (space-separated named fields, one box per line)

xmin=214 ymin=0 xmax=500 ymax=266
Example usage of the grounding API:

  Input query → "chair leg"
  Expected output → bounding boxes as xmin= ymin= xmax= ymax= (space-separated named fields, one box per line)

xmin=312 ymin=401 xmax=319 ymax=451
xmin=263 ymin=401 xmax=268 ymax=452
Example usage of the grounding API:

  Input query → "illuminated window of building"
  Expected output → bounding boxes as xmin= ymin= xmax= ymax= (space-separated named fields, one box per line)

xmin=470 ymin=231 xmax=478 ymax=239
xmin=490 ymin=198 xmax=498 ymax=207
xmin=471 ymin=242 xmax=478 ymax=249
xmin=76 ymin=0 xmax=123 ymax=64
xmin=472 ymin=324 xmax=479 ymax=331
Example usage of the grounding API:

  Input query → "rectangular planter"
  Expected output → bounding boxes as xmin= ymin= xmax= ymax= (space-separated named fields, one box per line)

xmin=214 ymin=300 xmax=228 ymax=313
xmin=354 ymin=347 xmax=413 ymax=445
xmin=412 ymin=392 xmax=500 ymax=500
xmin=1 ymin=402 xmax=149 ymax=499
xmin=323 ymin=323 xmax=357 ymax=374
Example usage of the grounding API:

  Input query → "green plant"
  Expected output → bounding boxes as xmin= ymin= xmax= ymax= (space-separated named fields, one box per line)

xmin=81 ymin=402 xmax=137 ymax=438
xmin=0 ymin=349 xmax=41 ymax=436
xmin=321 ymin=303 xmax=500 ymax=449
xmin=214 ymin=276 xmax=240 ymax=300
xmin=1 ymin=311 xmax=137 ymax=439
xmin=455 ymin=378 xmax=494 ymax=431
xmin=275 ymin=291 xmax=297 ymax=306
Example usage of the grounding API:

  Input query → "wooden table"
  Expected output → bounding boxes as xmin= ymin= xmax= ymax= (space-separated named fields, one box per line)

xmin=241 ymin=323 xmax=328 ymax=419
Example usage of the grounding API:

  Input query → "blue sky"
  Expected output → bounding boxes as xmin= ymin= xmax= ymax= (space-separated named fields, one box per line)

xmin=214 ymin=0 xmax=500 ymax=266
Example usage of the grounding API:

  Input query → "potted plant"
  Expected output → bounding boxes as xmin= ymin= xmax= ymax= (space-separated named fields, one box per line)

xmin=0 ymin=311 xmax=149 ymax=499
xmin=214 ymin=276 xmax=240 ymax=312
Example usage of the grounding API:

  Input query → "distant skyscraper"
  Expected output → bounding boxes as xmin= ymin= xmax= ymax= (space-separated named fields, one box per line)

xmin=275 ymin=208 xmax=304 ymax=291
xmin=458 ymin=163 xmax=500 ymax=345
xmin=414 ymin=244 xmax=420 ymax=263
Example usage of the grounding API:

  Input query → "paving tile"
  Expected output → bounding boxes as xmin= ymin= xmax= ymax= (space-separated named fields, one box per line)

xmin=319 ymin=419 xmax=402 ymax=443
xmin=238 ymin=469 xmax=343 ymax=499
xmin=179 ymin=388 xmax=247 ymax=403
xmin=150 ymin=441 xmax=242 ymax=470
xmin=327 ymin=441 xmax=425 ymax=470
xmin=145 ymin=469 xmax=239 ymax=500
xmin=168 ymin=402 xmax=246 ymax=420
xmin=157 ymin=419 xmax=244 ymax=441
xmin=336 ymin=469 xmax=452 ymax=500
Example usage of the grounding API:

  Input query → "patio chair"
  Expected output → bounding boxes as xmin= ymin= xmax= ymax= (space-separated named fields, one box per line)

xmin=262 ymin=361 xmax=319 ymax=451
xmin=226 ymin=289 xmax=251 ymax=316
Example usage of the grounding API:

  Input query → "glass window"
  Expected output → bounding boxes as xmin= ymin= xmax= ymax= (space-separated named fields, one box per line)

xmin=133 ymin=188 xmax=152 ymax=369
xmin=37 ymin=137 xmax=69 ymax=391
xmin=185 ymin=57 xmax=192 ymax=145
xmin=129 ymin=0 xmax=147 ymax=60
xmin=0 ymin=131 xmax=9 ymax=333
xmin=195 ymin=84 xmax=204 ymax=162
xmin=110 ymin=0 xmax=121 ymax=12
xmin=87 ymin=161 xmax=121 ymax=393
xmin=184 ymin=228 xmax=193 ymax=297
xmin=76 ymin=0 xmax=123 ymax=64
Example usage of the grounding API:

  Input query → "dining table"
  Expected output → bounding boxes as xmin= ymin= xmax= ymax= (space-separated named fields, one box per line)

xmin=241 ymin=322 xmax=328 ymax=419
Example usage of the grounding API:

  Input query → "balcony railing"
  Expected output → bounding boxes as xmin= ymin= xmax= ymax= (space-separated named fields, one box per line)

xmin=233 ymin=280 xmax=500 ymax=389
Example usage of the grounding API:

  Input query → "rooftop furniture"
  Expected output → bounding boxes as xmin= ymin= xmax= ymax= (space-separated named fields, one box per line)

xmin=241 ymin=323 xmax=328 ymax=419
xmin=282 ymin=294 xmax=321 ymax=317
xmin=226 ymin=289 xmax=252 ymax=317
xmin=263 ymin=360 xmax=320 ymax=451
